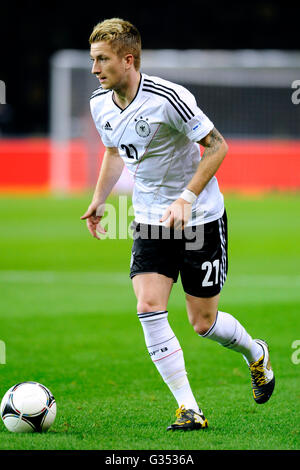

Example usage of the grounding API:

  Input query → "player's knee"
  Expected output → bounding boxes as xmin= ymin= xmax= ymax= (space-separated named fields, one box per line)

xmin=189 ymin=312 xmax=216 ymax=336
xmin=192 ymin=321 xmax=212 ymax=336
xmin=137 ymin=299 xmax=165 ymax=314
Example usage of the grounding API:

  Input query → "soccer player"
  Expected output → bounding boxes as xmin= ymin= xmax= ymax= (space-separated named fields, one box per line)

xmin=81 ymin=18 xmax=275 ymax=431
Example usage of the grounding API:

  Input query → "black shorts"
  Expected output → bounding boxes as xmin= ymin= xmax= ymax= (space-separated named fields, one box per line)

xmin=130 ymin=210 xmax=228 ymax=298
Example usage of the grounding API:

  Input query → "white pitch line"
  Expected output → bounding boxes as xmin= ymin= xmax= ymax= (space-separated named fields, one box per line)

xmin=0 ymin=270 xmax=299 ymax=287
xmin=0 ymin=270 xmax=129 ymax=285
xmin=227 ymin=274 xmax=300 ymax=288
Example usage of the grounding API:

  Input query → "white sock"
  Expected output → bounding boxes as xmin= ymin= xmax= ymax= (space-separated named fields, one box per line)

xmin=138 ymin=310 xmax=199 ymax=411
xmin=201 ymin=311 xmax=263 ymax=364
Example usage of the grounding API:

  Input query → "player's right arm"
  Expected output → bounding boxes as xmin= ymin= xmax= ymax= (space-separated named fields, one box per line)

xmin=80 ymin=146 xmax=124 ymax=239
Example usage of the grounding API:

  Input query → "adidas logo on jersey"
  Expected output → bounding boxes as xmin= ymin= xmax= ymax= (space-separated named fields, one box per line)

xmin=104 ymin=121 xmax=113 ymax=131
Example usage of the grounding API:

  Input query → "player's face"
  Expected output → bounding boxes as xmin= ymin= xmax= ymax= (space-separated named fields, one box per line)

xmin=90 ymin=41 xmax=127 ymax=90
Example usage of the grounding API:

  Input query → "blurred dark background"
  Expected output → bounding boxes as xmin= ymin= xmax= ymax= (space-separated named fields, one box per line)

xmin=0 ymin=0 xmax=297 ymax=136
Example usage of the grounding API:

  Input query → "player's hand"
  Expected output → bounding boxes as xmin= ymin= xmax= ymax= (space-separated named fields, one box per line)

xmin=159 ymin=198 xmax=192 ymax=230
xmin=80 ymin=201 xmax=106 ymax=240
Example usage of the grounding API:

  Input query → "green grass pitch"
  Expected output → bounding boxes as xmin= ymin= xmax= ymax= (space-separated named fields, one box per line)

xmin=0 ymin=193 xmax=299 ymax=450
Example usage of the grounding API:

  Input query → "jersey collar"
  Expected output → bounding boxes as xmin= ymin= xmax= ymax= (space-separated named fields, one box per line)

xmin=112 ymin=73 xmax=143 ymax=113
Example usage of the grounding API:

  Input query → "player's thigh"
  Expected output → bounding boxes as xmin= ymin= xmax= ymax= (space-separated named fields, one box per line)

xmin=132 ymin=272 xmax=174 ymax=312
xmin=130 ymin=223 xmax=181 ymax=283
xmin=130 ymin=222 xmax=180 ymax=312
xmin=185 ymin=292 xmax=220 ymax=335
xmin=180 ymin=211 xmax=227 ymax=334
xmin=180 ymin=211 xmax=228 ymax=299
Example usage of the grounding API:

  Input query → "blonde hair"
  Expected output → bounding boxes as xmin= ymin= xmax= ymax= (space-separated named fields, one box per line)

xmin=89 ymin=18 xmax=142 ymax=70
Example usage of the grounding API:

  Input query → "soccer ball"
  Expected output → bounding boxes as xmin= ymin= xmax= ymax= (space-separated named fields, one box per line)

xmin=0 ymin=381 xmax=56 ymax=433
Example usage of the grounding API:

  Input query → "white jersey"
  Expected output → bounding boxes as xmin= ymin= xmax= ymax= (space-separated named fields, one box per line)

xmin=90 ymin=73 xmax=224 ymax=226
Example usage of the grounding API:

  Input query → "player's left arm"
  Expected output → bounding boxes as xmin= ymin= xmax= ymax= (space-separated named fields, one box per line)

xmin=188 ymin=127 xmax=228 ymax=196
xmin=160 ymin=127 xmax=228 ymax=229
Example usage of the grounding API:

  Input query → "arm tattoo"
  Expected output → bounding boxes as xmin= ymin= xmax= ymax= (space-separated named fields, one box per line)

xmin=201 ymin=128 xmax=224 ymax=159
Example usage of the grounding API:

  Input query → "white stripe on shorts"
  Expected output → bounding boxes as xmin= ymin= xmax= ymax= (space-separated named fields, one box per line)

xmin=218 ymin=217 xmax=227 ymax=289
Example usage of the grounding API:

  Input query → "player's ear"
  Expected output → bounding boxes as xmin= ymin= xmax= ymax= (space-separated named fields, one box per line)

xmin=124 ymin=53 xmax=134 ymax=68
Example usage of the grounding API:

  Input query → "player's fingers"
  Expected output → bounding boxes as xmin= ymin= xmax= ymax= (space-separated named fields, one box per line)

xmin=165 ymin=212 xmax=175 ymax=228
xmin=96 ymin=222 xmax=106 ymax=234
xmin=174 ymin=218 xmax=184 ymax=231
xmin=159 ymin=209 xmax=171 ymax=223
xmin=86 ymin=219 xmax=101 ymax=240
xmin=87 ymin=225 xmax=99 ymax=239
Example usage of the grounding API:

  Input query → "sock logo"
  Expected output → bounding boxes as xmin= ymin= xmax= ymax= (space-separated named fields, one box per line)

xmin=149 ymin=347 xmax=168 ymax=357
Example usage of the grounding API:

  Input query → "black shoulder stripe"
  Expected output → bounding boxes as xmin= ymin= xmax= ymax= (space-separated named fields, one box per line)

xmin=142 ymin=87 xmax=188 ymax=122
xmin=90 ymin=89 xmax=111 ymax=101
xmin=143 ymin=79 xmax=195 ymax=119
xmin=143 ymin=84 xmax=192 ymax=121
xmin=90 ymin=87 xmax=102 ymax=98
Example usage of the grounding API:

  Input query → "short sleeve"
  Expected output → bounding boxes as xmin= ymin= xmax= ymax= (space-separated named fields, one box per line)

xmin=90 ymin=97 xmax=113 ymax=148
xmin=164 ymin=84 xmax=214 ymax=142
xmin=96 ymin=127 xmax=113 ymax=148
